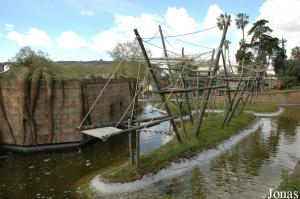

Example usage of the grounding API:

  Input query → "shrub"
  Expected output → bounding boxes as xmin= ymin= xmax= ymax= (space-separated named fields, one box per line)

xmin=280 ymin=76 xmax=298 ymax=89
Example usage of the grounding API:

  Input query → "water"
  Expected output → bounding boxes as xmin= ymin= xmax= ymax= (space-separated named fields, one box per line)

xmin=0 ymin=103 xmax=171 ymax=199
xmin=88 ymin=106 xmax=300 ymax=199
xmin=1 ymin=105 xmax=300 ymax=199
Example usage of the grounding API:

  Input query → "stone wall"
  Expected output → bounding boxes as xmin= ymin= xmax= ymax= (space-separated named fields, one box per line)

xmin=253 ymin=90 xmax=300 ymax=104
xmin=0 ymin=77 xmax=135 ymax=146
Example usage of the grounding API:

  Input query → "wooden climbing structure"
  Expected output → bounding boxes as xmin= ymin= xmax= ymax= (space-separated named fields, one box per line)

xmin=77 ymin=15 xmax=269 ymax=169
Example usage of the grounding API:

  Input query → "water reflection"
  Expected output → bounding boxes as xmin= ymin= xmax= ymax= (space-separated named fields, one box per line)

xmin=277 ymin=108 xmax=300 ymax=143
xmin=0 ymin=103 xmax=171 ymax=199
xmin=89 ymin=107 xmax=300 ymax=199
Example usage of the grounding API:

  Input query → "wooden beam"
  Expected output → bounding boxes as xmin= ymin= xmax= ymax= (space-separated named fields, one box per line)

xmin=135 ymin=28 xmax=183 ymax=143
xmin=156 ymin=85 xmax=227 ymax=94
xmin=195 ymin=16 xmax=231 ymax=138
xmin=159 ymin=25 xmax=187 ymax=136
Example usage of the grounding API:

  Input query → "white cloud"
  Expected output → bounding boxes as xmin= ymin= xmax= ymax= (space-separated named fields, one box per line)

xmin=4 ymin=24 xmax=14 ymax=31
xmin=89 ymin=5 xmax=231 ymax=58
xmin=202 ymin=4 xmax=223 ymax=27
xmin=258 ymin=0 xmax=300 ymax=57
xmin=80 ymin=9 xmax=95 ymax=16
xmin=7 ymin=28 xmax=52 ymax=48
xmin=164 ymin=7 xmax=198 ymax=34
xmin=57 ymin=31 xmax=88 ymax=49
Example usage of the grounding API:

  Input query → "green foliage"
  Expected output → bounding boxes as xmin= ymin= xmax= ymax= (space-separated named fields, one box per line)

xmin=279 ymin=169 xmax=300 ymax=193
xmin=108 ymin=41 xmax=151 ymax=61
xmin=216 ymin=13 xmax=231 ymax=30
xmin=235 ymin=19 xmax=284 ymax=73
xmin=273 ymin=48 xmax=286 ymax=75
xmin=12 ymin=46 xmax=53 ymax=71
xmin=1 ymin=46 xmax=116 ymax=81
xmin=286 ymin=59 xmax=300 ymax=82
xmin=248 ymin=19 xmax=273 ymax=45
xmin=101 ymin=113 xmax=255 ymax=183
xmin=291 ymin=46 xmax=300 ymax=60
xmin=108 ymin=61 xmax=150 ymax=82
xmin=280 ymin=76 xmax=298 ymax=89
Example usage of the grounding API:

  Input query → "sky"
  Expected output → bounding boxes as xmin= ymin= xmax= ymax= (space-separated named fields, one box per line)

xmin=1 ymin=0 xmax=300 ymax=62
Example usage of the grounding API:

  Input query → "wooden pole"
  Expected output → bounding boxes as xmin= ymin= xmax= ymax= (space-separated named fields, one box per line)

xmin=221 ymin=50 xmax=232 ymax=105
xmin=181 ymin=47 xmax=193 ymax=124
xmin=238 ymin=81 xmax=254 ymax=115
xmin=195 ymin=16 xmax=231 ymax=138
xmin=158 ymin=25 xmax=187 ymax=136
xmin=128 ymin=119 xmax=134 ymax=166
xmin=134 ymin=29 xmax=183 ymax=144
xmin=135 ymin=121 xmax=140 ymax=169
xmin=221 ymin=61 xmax=245 ymax=128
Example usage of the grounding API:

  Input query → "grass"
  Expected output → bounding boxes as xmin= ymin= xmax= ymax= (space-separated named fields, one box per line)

xmin=278 ymin=167 xmax=300 ymax=193
xmin=243 ymin=103 xmax=278 ymax=113
xmin=100 ymin=112 xmax=255 ymax=183
xmin=167 ymin=101 xmax=278 ymax=116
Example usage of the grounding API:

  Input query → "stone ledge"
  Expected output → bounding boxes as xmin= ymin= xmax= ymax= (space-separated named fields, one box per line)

xmin=1 ymin=137 xmax=94 ymax=153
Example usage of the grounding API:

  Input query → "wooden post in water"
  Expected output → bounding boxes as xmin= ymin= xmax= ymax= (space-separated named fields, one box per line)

xmin=135 ymin=121 xmax=140 ymax=169
xmin=128 ymin=119 xmax=134 ymax=166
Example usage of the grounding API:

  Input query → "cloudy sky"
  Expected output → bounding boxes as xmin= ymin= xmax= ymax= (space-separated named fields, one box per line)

xmin=1 ymin=0 xmax=300 ymax=62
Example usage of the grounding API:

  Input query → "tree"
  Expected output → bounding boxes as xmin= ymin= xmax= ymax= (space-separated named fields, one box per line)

xmin=248 ymin=19 xmax=272 ymax=45
xmin=291 ymin=46 xmax=300 ymax=60
xmin=235 ymin=13 xmax=249 ymax=45
xmin=247 ymin=19 xmax=280 ymax=64
xmin=13 ymin=46 xmax=52 ymax=70
xmin=273 ymin=48 xmax=286 ymax=75
xmin=108 ymin=41 xmax=151 ymax=61
xmin=216 ymin=13 xmax=231 ymax=30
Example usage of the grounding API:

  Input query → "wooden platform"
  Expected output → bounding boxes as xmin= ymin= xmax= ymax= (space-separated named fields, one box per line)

xmin=81 ymin=127 xmax=122 ymax=140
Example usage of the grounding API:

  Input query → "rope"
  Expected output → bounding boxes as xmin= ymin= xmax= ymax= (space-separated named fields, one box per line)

xmin=77 ymin=60 xmax=124 ymax=129
xmin=115 ymin=67 xmax=150 ymax=127
xmin=142 ymin=25 xmax=218 ymax=39
xmin=141 ymin=62 xmax=187 ymax=130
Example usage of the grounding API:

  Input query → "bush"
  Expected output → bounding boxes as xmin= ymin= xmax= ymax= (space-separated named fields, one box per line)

xmin=280 ymin=76 xmax=298 ymax=89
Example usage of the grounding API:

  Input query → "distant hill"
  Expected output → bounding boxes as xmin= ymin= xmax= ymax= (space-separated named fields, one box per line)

xmin=55 ymin=60 xmax=113 ymax=67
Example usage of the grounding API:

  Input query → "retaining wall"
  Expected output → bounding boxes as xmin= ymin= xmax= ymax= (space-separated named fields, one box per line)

xmin=0 ymin=77 xmax=135 ymax=146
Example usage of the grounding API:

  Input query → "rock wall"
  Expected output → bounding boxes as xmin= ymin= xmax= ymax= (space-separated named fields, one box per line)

xmin=253 ymin=90 xmax=300 ymax=104
xmin=0 ymin=77 xmax=135 ymax=146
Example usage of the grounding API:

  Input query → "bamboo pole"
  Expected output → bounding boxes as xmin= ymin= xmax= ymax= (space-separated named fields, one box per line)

xmin=195 ymin=16 xmax=231 ymax=138
xmin=128 ymin=119 xmax=134 ymax=166
xmin=135 ymin=122 xmax=140 ymax=169
xmin=181 ymin=47 xmax=193 ymax=124
xmin=134 ymin=29 xmax=183 ymax=144
xmin=158 ymin=25 xmax=187 ymax=136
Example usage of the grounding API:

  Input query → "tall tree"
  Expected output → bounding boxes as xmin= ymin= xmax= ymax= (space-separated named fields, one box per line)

xmin=235 ymin=13 xmax=249 ymax=44
xmin=291 ymin=46 xmax=300 ymax=60
xmin=248 ymin=19 xmax=272 ymax=45
xmin=216 ymin=13 xmax=231 ymax=30
xmin=247 ymin=19 xmax=277 ymax=64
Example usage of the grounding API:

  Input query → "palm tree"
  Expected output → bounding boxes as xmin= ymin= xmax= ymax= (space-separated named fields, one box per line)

xmin=216 ymin=13 xmax=231 ymax=30
xmin=235 ymin=13 xmax=249 ymax=44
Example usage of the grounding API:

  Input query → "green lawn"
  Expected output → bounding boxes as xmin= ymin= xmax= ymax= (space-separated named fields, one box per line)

xmin=278 ymin=165 xmax=300 ymax=194
xmin=167 ymin=101 xmax=278 ymax=116
xmin=100 ymin=112 xmax=255 ymax=183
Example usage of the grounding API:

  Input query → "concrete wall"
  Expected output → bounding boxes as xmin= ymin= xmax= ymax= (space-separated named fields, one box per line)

xmin=0 ymin=78 xmax=135 ymax=146
xmin=253 ymin=90 xmax=300 ymax=104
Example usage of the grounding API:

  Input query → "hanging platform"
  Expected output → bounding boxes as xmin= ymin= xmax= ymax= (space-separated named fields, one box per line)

xmin=81 ymin=127 xmax=123 ymax=140
xmin=79 ymin=115 xmax=178 ymax=141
